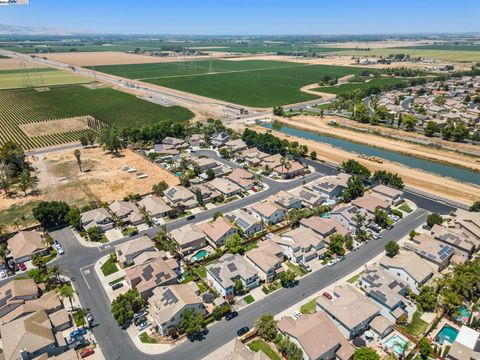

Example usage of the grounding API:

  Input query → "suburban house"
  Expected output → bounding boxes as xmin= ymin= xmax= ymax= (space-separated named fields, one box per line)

xmin=205 ymin=178 xmax=242 ymax=198
xmin=225 ymin=139 xmax=247 ymax=153
xmin=368 ymin=315 xmax=394 ymax=339
xmin=372 ymin=185 xmax=404 ymax=206
xmin=261 ymin=154 xmax=283 ymax=170
xmin=211 ymin=132 xmax=230 ymax=147
xmin=300 ymin=216 xmax=350 ymax=239
xmin=169 ymin=223 xmax=208 ymax=256
xmin=221 ymin=339 xmax=269 ymax=360
xmin=138 ymin=195 xmax=174 ymax=219
xmin=189 ymin=134 xmax=205 ymax=147
xmin=191 ymin=183 xmax=222 ymax=204
xmin=225 ymin=209 xmax=263 ymax=237
xmin=351 ymin=194 xmax=391 ymax=215
xmin=379 ymin=252 xmax=434 ymax=294
xmin=277 ymin=311 xmax=355 ymax=360
xmin=290 ymin=187 xmax=326 ymax=208
xmin=7 ymin=231 xmax=49 ymax=263
xmin=406 ymin=233 xmax=455 ymax=271
xmin=148 ymin=283 xmax=206 ymax=337
xmin=249 ymin=201 xmax=285 ymax=225
xmin=275 ymin=227 xmax=327 ymax=263
xmin=226 ymin=168 xmax=256 ymax=190
xmin=162 ymin=136 xmax=187 ymax=149
xmin=80 ymin=208 xmax=114 ymax=232
xmin=194 ymin=157 xmax=218 ymax=172
xmin=316 ymin=285 xmax=380 ymax=339
xmin=449 ymin=209 xmax=480 ymax=241
xmin=125 ymin=258 xmax=179 ymax=299
xmin=447 ymin=325 xmax=480 ymax=360
xmin=430 ymin=224 xmax=477 ymax=260
xmin=239 ymin=147 xmax=269 ymax=166
xmin=108 ymin=200 xmax=144 ymax=226
xmin=0 ymin=310 xmax=67 ymax=360
xmin=153 ymin=143 xmax=179 ymax=156
xmin=271 ymin=190 xmax=303 ymax=210
xmin=307 ymin=173 xmax=350 ymax=198
xmin=199 ymin=216 xmax=238 ymax=247
xmin=116 ymin=235 xmax=156 ymax=267
xmin=359 ymin=266 xmax=409 ymax=322
xmin=330 ymin=205 xmax=371 ymax=232
xmin=272 ymin=160 xmax=305 ymax=179
xmin=163 ymin=186 xmax=197 ymax=209
xmin=245 ymin=240 xmax=284 ymax=283
xmin=206 ymin=254 xmax=259 ymax=297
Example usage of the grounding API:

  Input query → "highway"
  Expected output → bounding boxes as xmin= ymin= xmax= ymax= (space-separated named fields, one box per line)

xmin=47 ymin=153 xmax=456 ymax=360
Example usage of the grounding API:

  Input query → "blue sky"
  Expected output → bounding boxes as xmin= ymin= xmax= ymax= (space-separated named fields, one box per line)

xmin=1 ymin=0 xmax=479 ymax=35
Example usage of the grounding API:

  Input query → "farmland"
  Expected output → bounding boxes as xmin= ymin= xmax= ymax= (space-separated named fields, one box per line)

xmin=0 ymin=68 xmax=89 ymax=89
xmin=314 ymin=77 xmax=407 ymax=94
xmin=0 ymin=85 xmax=194 ymax=149
xmin=342 ymin=48 xmax=480 ymax=62
xmin=92 ymin=60 xmax=366 ymax=107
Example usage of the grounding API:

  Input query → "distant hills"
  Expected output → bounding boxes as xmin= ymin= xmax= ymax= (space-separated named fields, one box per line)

xmin=0 ymin=23 xmax=78 ymax=36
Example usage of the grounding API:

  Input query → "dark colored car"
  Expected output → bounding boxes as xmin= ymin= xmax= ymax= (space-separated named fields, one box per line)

xmin=322 ymin=291 xmax=332 ymax=300
xmin=225 ymin=311 xmax=238 ymax=321
xmin=128 ymin=229 xmax=139 ymax=237
xmin=18 ymin=262 xmax=27 ymax=271
xmin=80 ymin=348 xmax=95 ymax=358
xmin=73 ymin=338 xmax=90 ymax=350
xmin=111 ymin=282 xmax=124 ymax=291
xmin=186 ymin=215 xmax=196 ymax=221
xmin=237 ymin=326 xmax=249 ymax=337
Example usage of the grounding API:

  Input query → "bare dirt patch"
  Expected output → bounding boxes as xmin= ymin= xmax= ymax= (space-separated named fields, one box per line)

xmin=20 ymin=116 xmax=92 ymax=137
xmin=0 ymin=58 xmax=46 ymax=70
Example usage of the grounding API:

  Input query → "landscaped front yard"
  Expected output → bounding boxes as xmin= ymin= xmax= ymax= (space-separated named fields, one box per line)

xmin=73 ymin=309 xmax=86 ymax=326
xmin=139 ymin=332 xmax=158 ymax=344
xmin=243 ymin=294 xmax=255 ymax=304
xmin=398 ymin=202 xmax=413 ymax=213
xmin=286 ymin=261 xmax=308 ymax=277
xmin=300 ymin=298 xmax=317 ymax=314
xmin=101 ymin=258 xmax=119 ymax=276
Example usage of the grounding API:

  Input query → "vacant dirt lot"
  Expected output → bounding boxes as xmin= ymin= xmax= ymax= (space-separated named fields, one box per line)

xmin=42 ymin=51 xmax=224 ymax=67
xmin=20 ymin=116 xmax=92 ymax=137
xmin=0 ymin=58 xmax=46 ymax=70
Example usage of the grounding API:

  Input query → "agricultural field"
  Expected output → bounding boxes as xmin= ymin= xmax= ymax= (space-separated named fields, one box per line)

xmin=92 ymin=59 xmax=366 ymax=107
xmin=0 ymin=85 xmax=194 ymax=149
xmin=0 ymin=44 xmax=163 ymax=54
xmin=314 ymin=77 xmax=407 ymax=95
xmin=341 ymin=48 xmax=480 ymax=62
xmin=0 ymin=68 xmax=89 ymax=89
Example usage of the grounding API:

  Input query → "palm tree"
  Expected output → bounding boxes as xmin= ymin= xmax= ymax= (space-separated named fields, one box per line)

xmin=13 ymin=218 xmax=21 ymax=231
xmin=73 ymin=149 xmax=82 ymax=172
xmin=48 ymin=265 xmax=61 ymax=281
xmin=56 ymin=283 xmax=75 ymax=309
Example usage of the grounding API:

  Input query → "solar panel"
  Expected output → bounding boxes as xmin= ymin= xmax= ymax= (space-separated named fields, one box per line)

xmin=162 ymin=289 xmax=179 ymax=305
xmin=227 ymin=263 xmax=237 ymax=272
xmin=143 ymin=266 xmax=154 ymax=281
xmin=236 ymin=218 xmax=250 ymax=229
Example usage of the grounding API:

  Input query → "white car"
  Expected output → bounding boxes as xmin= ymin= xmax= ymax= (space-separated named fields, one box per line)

xmin=0 ymin=270 xmax=7 ymax=279
xmin=327 ymin=259 xmax=338 ymax=267
xmin=293 ymin=311 xmax=302 ymax=319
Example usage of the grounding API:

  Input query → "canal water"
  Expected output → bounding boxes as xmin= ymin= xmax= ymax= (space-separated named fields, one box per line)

xmin=261 ymin=123 xmax=480 ymax=186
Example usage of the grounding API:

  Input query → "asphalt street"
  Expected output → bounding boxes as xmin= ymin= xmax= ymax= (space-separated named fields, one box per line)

xmin=45 ymin=153 xmax=457 ymax=360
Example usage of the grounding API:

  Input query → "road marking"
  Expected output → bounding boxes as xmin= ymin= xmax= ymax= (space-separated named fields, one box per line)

xmin=79 ymin=264 xmax=95 ymax=290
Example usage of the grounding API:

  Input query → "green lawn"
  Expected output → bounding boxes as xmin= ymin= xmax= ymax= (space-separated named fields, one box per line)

xmin=101 ymin=258 xmax=119 ymax=276
xmin=0 ymin=85 xmax=193 ymax=149
xmin=0 ymin=68 xmax=88 ymax=90
xmin=401 ymin=311 xmax=428 ymax=337
xmin=108 ymin=277 xmax=125 ymax=286
xmin=243 ymin=294 xmax=255 ymax=304
xmin=314 ymin=77 xmax=407 ymax=95
xmin=92 ymin=60 xmax=366 ymax=107
xmin=193 ymin=265 xmax=207 ymax=279
xmin=72 ymin=309 xmax=86 ymax=326
xmin=398 ymin=202 xmax=413 ymax=213
xmin=244 ymin=242 xmax=259 ymax=252
xmin=248 ymin=340 xmax=281 ymax=360
xmin=300 ymin=298 xmax=318 ymax=314
xmin=347 ymin=272 xmax=362 ymax=284
xmin=286 ymin=261 xmax=308 ymax=277
xmin=139 ymin=332 xmax=158 ymax=344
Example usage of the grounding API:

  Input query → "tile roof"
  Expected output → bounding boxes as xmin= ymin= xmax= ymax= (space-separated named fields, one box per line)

xmin=206 ymin=254 xmax=258 ymax=288
xmin=199 ymin=217 xmax=237 ymax=243
xmin=245 ymin=240 xmax=283 ymax=273
xmin=169 ymin=223 xmax=207 ymax=246
xmin=125 ymin=258 xmax=178 ymax=296
xmin=8 ymin=231 xmax=46 ymax=260
xmin=250 ymin=201 xmax=283 ymax=218
xmin=379 ymin=252 xmax=434 ymax=284
xmin=138 ymin=195 xmax=172 ymax=216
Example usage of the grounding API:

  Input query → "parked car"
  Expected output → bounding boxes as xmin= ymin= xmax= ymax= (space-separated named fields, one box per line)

xmin=111 ymin=282 xmax=123 ymax=291
xmin=69 ymin=328 xmax=87 ymax=341
xmin=337 ymin=255 xmax=346 ymax=262
xmin=86 ymin=313 xmax=94 ymax=326
xmin=137 ymin=321 xmax=150 ymax=331
xmin=73 ymin=338 xmax=90 ymax=350
xmin=56 ymin=245 xmax=65 ymax=255
xmin=237 ymin=326 xmax=249 ymax=337
xmin=18 ymin=262 xmax=26 ymax=271
xmin=293 ymin=311 xmax=302 ymax=319
xmin=0 ymin=270 xmax=7 ymax=279
xmin=133 ymin=310 xmax=148 ymax=320
xmin=299 ymin=261 xmax=312 ymax=273
xmin=186 ymin=215 xmax=196 ymax=221
xmin=327 ymin=259 xmax=338 ymax=267
xmin=225 ymin=311 xmax=238 ymax=321
xmin=80 ymin=349 xmax=95 ymax=358
xmin=134 ymin=316 xmax=146 ymax=326
xmin=128 ymin=229 xmax=139 ymax=237
xmin=322 ymin=291 xmax=332 ymax=300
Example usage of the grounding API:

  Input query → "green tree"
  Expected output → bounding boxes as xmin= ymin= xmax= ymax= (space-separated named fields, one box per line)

xmin=278 ymin=269 xmax=296 ymax=287
xmin=179 ymin=308 xmax=204 ymax=336
xmin=111 ymin=289 xmax=145 ymax=326
xmin=206 ymin=168 xmax=215 ymax=181
xmin=385 ymin=241 xmax=400 ymax=257
xmin=452 ymin=121 xmax=469 ymax=142
xmin=79 ymin=135 xmax=89 ymax=147
xmin=255 ymin=313 xmax=278 ymax=341
xmin=353 ymin=347 xmax=381 ymax=360
xmin=195 ymin=188 xmax=204 ymax=207
xmin=341 ymin=160 xmax=371 ymax=179
xmin=225 ymin=234 xmax=244 ymax=254
xmin=374 ymin=207 xmax=389 ymax=228
xmin=153 ymin=225 xmax=178 ymax=254
xmin=152 ymin=181 xmax=168 ymax=196
xmin=219 ymin=147 xmax=230 ymax=158
xmin=310 ymin=151 xmax=317 ymax=160
xmin=73 ymin=149 xmax=82 ymax=172
xmin=329 ymin=234 xmax=345 ymax=256
xmin=98 ymin=127 xmax=126 ymax=154
xmin=56 ymin=283 xmax=75 ymax=308
xmin=87 ymin=226 xmax=103 ymax=242
xmin=234 ymin=279 xmax=244 ymax=295
xmin=65 ymin=207 xmax=82 ymax=230
xmin=353 ymin=103 xmax=370 ymax=123
xmin=213 ymin=211 xmax=222 ymax=220
xmin=402 ymin=114 xmax=417 ymax=131
xmin=418 ymin=338 xmax=432 ymax=359
xmin=32 ymin=201 xmax=71 ymax=228
xmin=417 ymin=286 xmax=438 ymax=312
xmin=0 ymin=141 xmax=27 ymax=177
xmin=424 ymin=121 xmax=439 ymax=137
xmin=427 ymin=213 xmax=443 ymax=228
xmin=18 ymin=169 xmax=38 ymax=195
xmin=470 ymin=200 xmax=480 ymax=212
xmin=343 ymin=175 xmax=365 ymax=202
xmin=371 ymin=170 xmax=404 ymax=189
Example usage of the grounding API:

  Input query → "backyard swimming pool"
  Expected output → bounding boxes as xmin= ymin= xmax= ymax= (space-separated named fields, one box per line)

xmin=191 ymin=250 xmax=208 ymax=262
xmin=436 ymin=324 xmax=459 ymax=345
xmin=385 ymin=334 xmax=409 ymax=355
xmin=455 ymin=306 xmax=471 ymax=324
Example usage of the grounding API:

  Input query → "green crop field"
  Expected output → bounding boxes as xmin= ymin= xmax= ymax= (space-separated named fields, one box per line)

xmin=0 ymin=85 xmax=194 ymax=149
xmin=408 ymin=44 xmax=480 ymax=51
xmin=92 ymin=60 xmax=366 ymax=107
xmin=314 ymin=77 xmax=407 ymax=94
xmin=0 ymin=68 xmax=89 ymax=90
xmin=342 ymin=48 xmax=480 ymax=62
